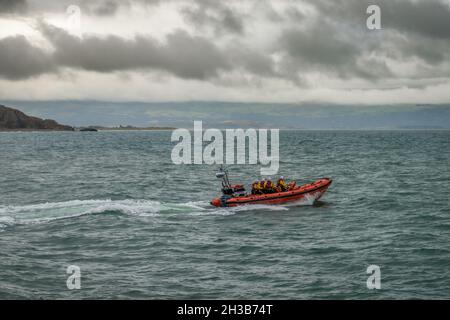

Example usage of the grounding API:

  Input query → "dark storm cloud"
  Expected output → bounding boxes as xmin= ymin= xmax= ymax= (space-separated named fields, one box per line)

xmin=0 ymin=35 xmax=54 ymax=79
xmin=39 ymin=23 xmax=231 ymax=80
xmin=0 ymin=0 xmax=27 ymax=14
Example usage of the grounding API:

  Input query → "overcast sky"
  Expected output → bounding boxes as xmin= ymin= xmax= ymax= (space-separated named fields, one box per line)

xmin=1 ymin=0 xmax=450 ymax=104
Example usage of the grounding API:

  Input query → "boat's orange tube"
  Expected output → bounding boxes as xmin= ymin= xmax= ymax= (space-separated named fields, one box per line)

xmin=210 ymin=178 xmax=332 ymax=207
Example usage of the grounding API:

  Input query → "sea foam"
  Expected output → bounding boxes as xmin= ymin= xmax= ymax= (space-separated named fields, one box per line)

xmin=0 ymin=196 xmax=318 ymax=228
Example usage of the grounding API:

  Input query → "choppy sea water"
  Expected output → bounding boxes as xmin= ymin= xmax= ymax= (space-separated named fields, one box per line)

xmin=0 ymin=130 xmax=449 ymax=299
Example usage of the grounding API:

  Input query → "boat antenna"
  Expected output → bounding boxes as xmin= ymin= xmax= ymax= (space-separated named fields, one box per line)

xmin=216 ymin=165 xmax=231 ymax=189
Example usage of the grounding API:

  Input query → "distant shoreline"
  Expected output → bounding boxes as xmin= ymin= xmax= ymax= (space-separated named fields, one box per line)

xmin=92 ymin=127 xmax=176 ymax=131
xmin=0 ymin=129 xmax=73 ymax=132
xmin=0 ymin=127 xmax=177 ymax=132
xmin=2 ymin=128 xmax=450 ymax=133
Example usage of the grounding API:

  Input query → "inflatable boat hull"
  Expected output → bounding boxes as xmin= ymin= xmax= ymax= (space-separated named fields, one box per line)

xmin=210 ymin=178 xmax=332 ymax=207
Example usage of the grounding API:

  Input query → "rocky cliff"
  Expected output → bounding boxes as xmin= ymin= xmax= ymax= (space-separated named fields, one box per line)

xmin=0 ymin=105 xmax=74 ymax=131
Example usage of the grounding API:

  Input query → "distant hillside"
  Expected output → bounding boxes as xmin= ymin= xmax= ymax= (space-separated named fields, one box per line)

xmin=3 ymin=101 xmax=450 ymax=130
xmin=0 ymin=105 xmax=73 ymax=131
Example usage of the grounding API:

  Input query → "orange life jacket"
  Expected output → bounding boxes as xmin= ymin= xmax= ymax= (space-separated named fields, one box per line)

xmin=277 ymin=179 xmax=287 ymax=191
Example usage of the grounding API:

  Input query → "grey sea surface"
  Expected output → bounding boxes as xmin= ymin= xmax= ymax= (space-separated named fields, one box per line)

xmin=0 ymin=130 xmax=449 ymax=299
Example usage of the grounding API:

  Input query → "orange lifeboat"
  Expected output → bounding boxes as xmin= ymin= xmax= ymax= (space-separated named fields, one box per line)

xmin=210 ymin=177 xmax=332 ymax=208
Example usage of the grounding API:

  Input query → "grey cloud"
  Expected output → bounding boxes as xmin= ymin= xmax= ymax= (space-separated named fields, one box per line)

xmin=282 ymin=26 xmax=358 ymax=67
xmin=1 ymin=0 xmax=137 ymax=17
xmin=92 ymin=0 xmax=120 ymax=16
xmin=384 ymin=0 xmax=450 ymax=40
xmin=1 ymin=0 xmax=450 ymax=87
xmin=0 ymin=0 xmax=27 ymax=14
xmin=284 ymin=6 xmax=306 ymax=22
xmin=0 ymin=21 xmax=277 ymax=81
xmin=162 ymin=31 xmax=232 ymax=79
xmin=389 ymin=33 xmax=450 ymax=65
xmin=274 ymin=0 xmax=450 ymax=81
xmin=219 ymin=40 xmax=277 ymax=78
xmin=306 ymin=0 xmax=450 ymax=39
xmin=0 ymin=35 xmax=54 ymax=79
xmin=221 ymin=8 xmax=243 ymax=34
xmin=278 ymin=22 xmax=393 ymax=81
xmin=181 ymin=1 xmax=244 ymax=35
xmin=39 ymin=23 xmax=231 ymax=80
